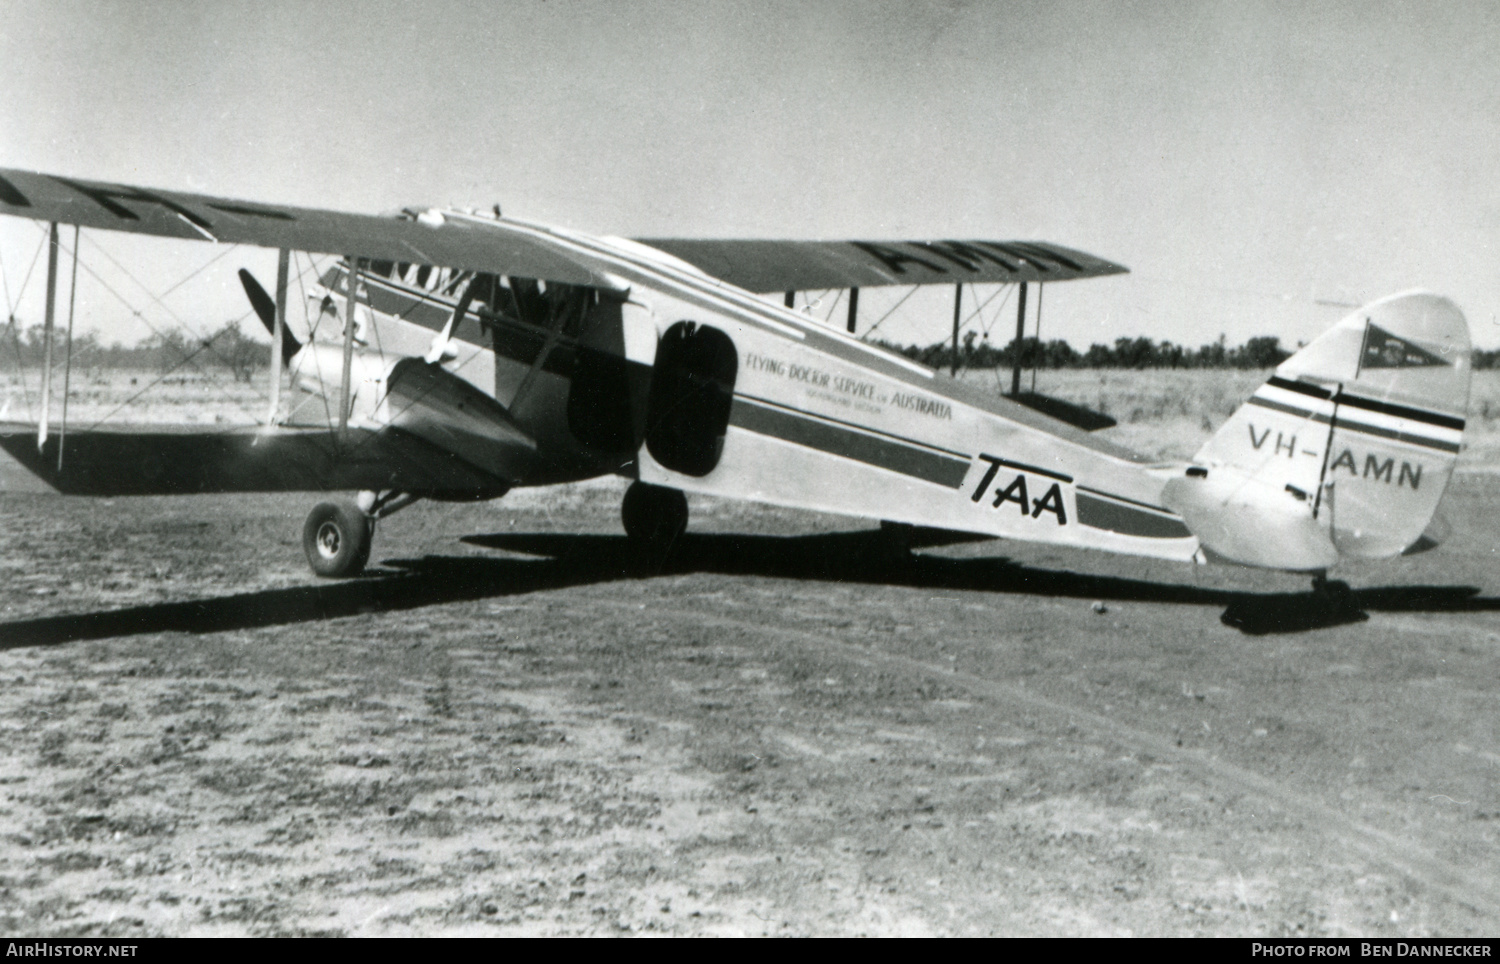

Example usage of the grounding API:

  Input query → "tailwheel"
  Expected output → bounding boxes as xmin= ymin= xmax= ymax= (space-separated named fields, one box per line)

xmin=878 ymin=520 xmax=915 ymax=565
xmin=303 ymin=499 xmax=373 ymax=578
xmin=1311 ymin=571 xmax=1359 ymax=618
xmin=621 ymin=482 xmax=688 ymax=552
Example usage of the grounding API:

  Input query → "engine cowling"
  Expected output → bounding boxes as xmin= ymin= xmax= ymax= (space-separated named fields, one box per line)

xmin=378 ymin=356 xmax=536 ymax=484
xmin=284 ymin=344 xmax=536 ymax=486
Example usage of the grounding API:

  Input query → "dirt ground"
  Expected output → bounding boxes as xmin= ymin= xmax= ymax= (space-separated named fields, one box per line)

xmin=1 ymin=457 xmax=1498 ymax=936
xmin=1 ymin=367 xmax=1499 ymax=936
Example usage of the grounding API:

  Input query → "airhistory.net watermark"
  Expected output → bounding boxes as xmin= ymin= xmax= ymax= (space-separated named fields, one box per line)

xmin=5 ymin=945 xmax=138 ymax=958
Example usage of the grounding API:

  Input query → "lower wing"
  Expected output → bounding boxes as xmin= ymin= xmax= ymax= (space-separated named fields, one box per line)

xmin=0 ymin=422 xmax=511 ymax=498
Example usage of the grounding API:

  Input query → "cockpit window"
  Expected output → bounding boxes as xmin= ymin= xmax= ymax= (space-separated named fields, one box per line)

xmin=327 ymin=261 xmax=602 ymax=340
xmin=485 ymin=277 xmax=595 ymax=336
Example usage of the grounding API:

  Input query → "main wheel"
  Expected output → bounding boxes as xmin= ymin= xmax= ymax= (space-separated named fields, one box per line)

xmin=621 ymin=482 xmax=688 ymax=547
xmin=302 ymin=500 xmax=373 ymax=578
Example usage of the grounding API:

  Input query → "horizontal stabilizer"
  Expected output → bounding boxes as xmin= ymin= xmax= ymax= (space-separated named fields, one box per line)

xmin=1167 ymin=466 xmax=1339 ymax=570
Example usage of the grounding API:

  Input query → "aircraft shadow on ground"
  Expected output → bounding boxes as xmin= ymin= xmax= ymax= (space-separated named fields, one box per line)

xmin=2 ymin=528 xmax=1495 ymax=649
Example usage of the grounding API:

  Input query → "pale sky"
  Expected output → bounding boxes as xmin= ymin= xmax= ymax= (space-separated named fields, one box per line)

xmin=2 ymin=0 xmax=1498 ymax=351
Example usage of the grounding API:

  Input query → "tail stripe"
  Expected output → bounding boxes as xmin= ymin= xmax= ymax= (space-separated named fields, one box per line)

xmin=1245 ymin=395 xmax=1462 ymax=453
xmin=1266 ymin=375 xmax=1333 ymax=400
xmin=1264 ymin=376 xmax=1464 ymax=429
xmin=1334 ymin=394 xmax=1465 ymax=430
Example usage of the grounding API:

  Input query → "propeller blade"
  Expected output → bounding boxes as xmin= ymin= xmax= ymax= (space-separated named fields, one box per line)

xmin=238 ymin=268 xmax=301 ymax=363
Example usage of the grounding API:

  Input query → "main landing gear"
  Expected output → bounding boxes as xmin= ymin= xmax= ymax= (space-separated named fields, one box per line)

xmin=302 ymin=490 xmax=421 ymax=578
xmin=621 ymin=481 xmax=688 ymax=555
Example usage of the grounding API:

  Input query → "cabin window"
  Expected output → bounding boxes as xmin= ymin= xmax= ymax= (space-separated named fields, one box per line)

xmin=495 ymin=277 xmax=595 ymax=336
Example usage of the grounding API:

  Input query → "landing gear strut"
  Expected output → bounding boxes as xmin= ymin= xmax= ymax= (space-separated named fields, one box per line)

xmin=621 ymin=482 xmax=688 ymax=552
xmin=301 ymin=490 xmax=421 ymax=578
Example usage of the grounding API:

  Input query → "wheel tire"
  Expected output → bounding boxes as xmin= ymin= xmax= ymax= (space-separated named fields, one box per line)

xmin=621 ymin=482 xmax=688 ymax=547
xmin=302 ymin=500 xmax=373 ymax=578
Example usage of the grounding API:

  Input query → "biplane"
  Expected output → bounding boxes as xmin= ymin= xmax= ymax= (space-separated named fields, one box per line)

xmin=0 ymin=168 xmax=1473 ymax=598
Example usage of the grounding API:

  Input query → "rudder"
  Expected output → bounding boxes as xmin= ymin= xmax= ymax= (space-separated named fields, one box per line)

xmin=1164 ymin=291 xmax=1470 ymax=569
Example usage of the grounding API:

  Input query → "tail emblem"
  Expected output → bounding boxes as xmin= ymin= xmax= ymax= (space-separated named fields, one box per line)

xmin=1359 ymin=321 xmax=1449 ymax=369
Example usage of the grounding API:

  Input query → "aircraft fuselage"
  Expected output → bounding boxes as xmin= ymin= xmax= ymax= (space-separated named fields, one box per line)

xmin=308 ymin=215 xmax=1201 ymax=564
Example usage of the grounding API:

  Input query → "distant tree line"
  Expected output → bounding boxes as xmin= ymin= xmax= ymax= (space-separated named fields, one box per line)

xmin=878 ymin=332 xmax=1500 ymax=371
xmin=3 ymin=319 xmax=267 ymax=382
xmin=4 ymin=317 xmax=1500 ymax=375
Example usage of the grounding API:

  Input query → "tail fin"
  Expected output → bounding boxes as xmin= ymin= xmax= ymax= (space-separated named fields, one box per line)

xmin=1163 ymin=291 xmax=1470 ymax=570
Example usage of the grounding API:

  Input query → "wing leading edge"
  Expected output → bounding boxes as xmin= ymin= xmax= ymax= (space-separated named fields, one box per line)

xmin=0 ymin=167 xmax=615 ymax=289
xmin=631 ymin=238 xmax=1127 ymax=292
xmin=0 ymin=169 xmax=1124 ymax=294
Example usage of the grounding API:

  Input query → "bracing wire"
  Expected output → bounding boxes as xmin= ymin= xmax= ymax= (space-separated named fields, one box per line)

xmin=82 ymin=232 xmax=251 ymax=358
xmin=951 ymin=283 xmax=1017 ymax=380
xmin=65 ymin=231 xmax=267 ymax=422
xmin=89 ymin=247 xmax=323 ymax=439
xmin=1 ymin=233 xmax=43 ymax=420
xmin=82 ymin=341 xmax=218 ymax=432
xmin=857 ymin=285 xmax=918 ymax=342
xmin=295 ymin=250 xmax=337 ymax=431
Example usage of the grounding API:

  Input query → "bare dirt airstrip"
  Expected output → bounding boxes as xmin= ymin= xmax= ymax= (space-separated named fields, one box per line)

xmin=0 ymin=369 xmax=1498 ymax=936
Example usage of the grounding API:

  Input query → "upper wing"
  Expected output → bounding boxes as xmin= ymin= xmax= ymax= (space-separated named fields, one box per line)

xmin=0 ymin=167 xmax=615 ymax=289
xmin=631 ymin=238 xmax=1126 ymax=292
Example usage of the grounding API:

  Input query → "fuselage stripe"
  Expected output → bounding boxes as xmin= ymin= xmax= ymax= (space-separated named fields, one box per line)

xmin=1074 ymin=484 xmax=1177 ymax=516
xmin=735 ymin=393 xmax=970 ymax=459
xmin=1074 ymin=492 xmax=1193 ymax=539
xmin=729 ymin=395 xmax=971 ymax=488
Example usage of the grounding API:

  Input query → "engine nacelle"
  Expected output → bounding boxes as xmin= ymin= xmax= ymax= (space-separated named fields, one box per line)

xmin=283 ymin=346 xmax=536 ymax=486
xmin=378 ymin=357 xmax=536 ymax=484
xmin=284 ymin=342 xmax=394 ymax=429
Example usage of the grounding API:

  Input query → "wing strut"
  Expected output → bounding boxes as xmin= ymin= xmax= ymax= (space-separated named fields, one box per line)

xmin=950 ymin=283 xmax=963 ymax=377
xmin=1030 ymin=283 xmax=1044 ymax=394
xmin=1009 ymin=281 xmax=1028 ymax=396
xmin=36 ymin=223 xmax=59 ymax=452
xmin=338 ymin=257 xmax=359 ymax=435
xmin=423 ymin=274 xmax=478 ymax=364
xmin=266 ymin=248 xmax=290 ymax=426
xmin=846 ymin=286 xmax=859 ymax=334
xmin=57 ymin=225 xmax=80 ymax=470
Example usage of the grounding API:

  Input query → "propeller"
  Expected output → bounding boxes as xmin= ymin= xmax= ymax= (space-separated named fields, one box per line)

xmin=238 ymin=268 xmax=302 ymax=364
